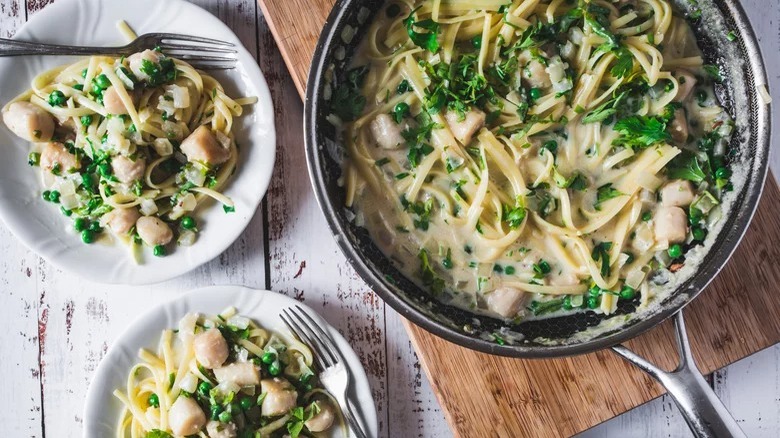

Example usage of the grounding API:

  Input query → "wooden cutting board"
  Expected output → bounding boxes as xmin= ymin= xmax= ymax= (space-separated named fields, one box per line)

xmin=257 ymin=0 xmax=780 ymax=435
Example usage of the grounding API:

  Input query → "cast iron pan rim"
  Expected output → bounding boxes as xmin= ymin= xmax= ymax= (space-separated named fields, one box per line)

xmin=303 ymin=0 xmax=772 ymax=358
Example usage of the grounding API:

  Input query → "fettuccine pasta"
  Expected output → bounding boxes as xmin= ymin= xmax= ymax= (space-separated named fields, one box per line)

xmin=2 ymin=46 xmax=256 ymax=260
xmin=331 ymin=0 xmax=734 ymax=322
xmin=114 ymin=309 xmax=344 ymax=438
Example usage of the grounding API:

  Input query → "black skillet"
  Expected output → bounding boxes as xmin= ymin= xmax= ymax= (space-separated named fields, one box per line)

xmin=304 ymin=1 xmax=771 ymax=436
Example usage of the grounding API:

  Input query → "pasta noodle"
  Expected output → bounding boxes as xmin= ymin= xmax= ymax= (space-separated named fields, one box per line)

xmin=329 ymin=0 xmax=734 ymax=321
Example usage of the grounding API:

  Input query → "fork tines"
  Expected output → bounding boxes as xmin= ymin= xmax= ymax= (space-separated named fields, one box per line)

xmin=280 ymin=306 xmax=341 ymax=371
xmin=142 ymin=33 xmax=238 ymax=69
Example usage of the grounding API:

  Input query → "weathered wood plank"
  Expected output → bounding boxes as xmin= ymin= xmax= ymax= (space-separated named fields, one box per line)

xmin=0 ymin=5 xmax=45 ymax=437
xmin=17 ymin=0 xmax=268 ymax=434
xmin=0 ymin=234 xmax=44 ymax=436
xmin=258 ymin=11 xmax=394 ymax=434
xmin=385 ymin=312 xmax=451 ymax=438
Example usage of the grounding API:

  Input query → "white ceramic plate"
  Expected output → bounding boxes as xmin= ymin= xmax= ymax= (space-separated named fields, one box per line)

xmin=0 ymin=0 xmax=275 ymax=284
xmin=83 ymin=285 xmax=378 ymax=437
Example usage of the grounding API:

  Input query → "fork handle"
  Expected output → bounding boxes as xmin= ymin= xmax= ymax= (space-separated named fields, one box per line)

xmin=344 ymin=402 xmax=370 ymax=438
xmin=0 ymin=38 xmax=125 ymax=56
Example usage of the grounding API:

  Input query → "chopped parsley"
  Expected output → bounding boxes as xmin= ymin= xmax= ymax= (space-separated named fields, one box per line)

xmin=418 ymin=248 xmax=445 ymax=296
xmin=403 ymin=7 xmax=441 ymax=53
xmin=330 ymin=66 xmax=368 ymax=121
xmin=591 ymin=241 xmax=613 ymax=278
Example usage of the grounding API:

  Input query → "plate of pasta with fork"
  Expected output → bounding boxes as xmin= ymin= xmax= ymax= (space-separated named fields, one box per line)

xmin=83 ymin=285 xmax=378 ymax=438
xmin=0 ymin=0 xmax=275 ymax=284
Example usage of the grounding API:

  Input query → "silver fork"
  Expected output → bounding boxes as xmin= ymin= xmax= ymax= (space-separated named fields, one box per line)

xmin=281 ymin=306 xmax=370 ymax=438
xmin=0 ymin=33 xmax=237 ymax=69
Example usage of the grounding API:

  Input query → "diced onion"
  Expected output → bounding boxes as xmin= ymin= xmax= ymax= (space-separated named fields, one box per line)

xmin=157 ymin=95 xmax=176 ymax=115
xmin=180 ymin=373 xmax=198 ymax=393
xmin=116 ymin=68 xmax=135 ymax=90
xmin=625 ymin=269 xmax=646 ymax=290
xmin=163 ymin=121 xmax=184 ymax=140
xmin=569 ymin=27 xmax=584 ymax=45
xmin=165 ymin=85 xmax=190 ymax=109
xmin=178 ymin=312 xmax=198 ymax=342
xmin=60 ymin=194 xmax=79 ymax=210
xmin=215 ymin=131 xmax=231 ymax=150
xmin=153 ymin=138 xmax=174 ymax=156
xmin=227 ymin=315 xmax=250 ymax=330
xmin=178 ymin=229 xmax=197 ymax=246
xmin=139 ymin=198 xmax=158 ymax=216
xmin=213 ymin=380 xmax=240 ymax=397
xmin=184 ymin=164 xmax=206 ymax=187
xmin=58 ymin=179 xmax=76 ymax=196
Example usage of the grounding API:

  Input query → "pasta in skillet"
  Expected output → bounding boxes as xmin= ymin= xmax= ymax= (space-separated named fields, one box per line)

xmin=332 ymin=0 xmax=734 ymax=322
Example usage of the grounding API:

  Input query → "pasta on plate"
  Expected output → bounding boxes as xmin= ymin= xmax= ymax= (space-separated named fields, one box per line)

xmin=2 ymin=35 xmax=255 ymax=261
xmin=114 ymin=308 xmax=343 ymax=438
xmin=332 ymin=0 xmax=734 ymax=322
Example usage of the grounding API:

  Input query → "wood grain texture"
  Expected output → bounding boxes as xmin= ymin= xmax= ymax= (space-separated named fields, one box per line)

xmin=258 ymin=0 xmax=780 ymax=436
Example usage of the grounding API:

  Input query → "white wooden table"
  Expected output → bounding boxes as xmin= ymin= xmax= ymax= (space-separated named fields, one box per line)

xmin=1 ymin=0 xmax=778 ymax=437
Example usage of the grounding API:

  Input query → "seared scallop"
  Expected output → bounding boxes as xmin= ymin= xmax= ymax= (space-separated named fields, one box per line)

xmin=180 ymin=125 xmax=231 ymax=166
xmin=193 ymin=328 xmax=229 ymax=369
xmin=2 ymin=101 xmax=55 ymax=142
xmin=135 ymin=216 xmax=173 ymax=246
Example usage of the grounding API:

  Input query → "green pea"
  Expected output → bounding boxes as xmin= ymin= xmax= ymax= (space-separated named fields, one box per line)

xmin=91 ymin=82 xmax=104 ymax=97
xmin=80 ymin=115 xmax=93 ymax=127
xmin=471 ymin=35 xmax=482 ymax=49
xmin=668 ymin=243 xmax=683 ymax=259
xmin=392 ymin=102 xmax=410 ymax=123
xmin=396 ymin=80 xmax=411 ymax=95
xmin=239 ymin=397 xmax=253 ymax=411
xmin=95 ymin=74 xmax=111 ymax=89
xmin=48 ymin=190 xmax=61 ymax=203
xmin=504 ymin=265 xmax=516 ymax=275
xmin=48 ymin=90 xmax=66 ymax=107
xmin=88 ymin=221 xmax=101 ymax=232
xmin=619 ymin=285 xmax=637 ymax=300
xmin=209 ymin=404 xmax=223 ymax=420
xmin=74 ymin=217 xmax=88 ymax=232
xmin=268 ymin=362 xmax=281 ymax=376
xmin=261 ymin=351 xmax=276 ymax=365
xmin=147 ymin=393 xmax=159 ymax=408
xmin=587 ymin=296 xmax=599 ymax=309
xmin=692 ymin=226 xmax=707 ymax=241
xmin=197 ymin=381 xmax=212 ymax=396
xmin=153 ymin=245 xmax=166 ymax=257
xmin=529 ymin=87 xmax=542 ymax=101
xmin=218 ymin=410 xmax=232 ymax=423
xmin=81 ymin=229 xmax=95 ymax=244
xmin=562 ymin=295 xmax=573 ymax=310
xmin=715 ymin=167 xmax=731 ymax=179
xmin=641 ymin=211 xmax=652 ymax=222
xmin=688 ymin=208 xmax=702 ymax=226
xmin=42 ymin=190 xmax=51 ymax=201
xmin=181 ymin=216 xmax=196 ymax=230
xmin=588 ymin=285 xmax=601 ymax=297
xmin=61 ymin=207 xmax=72 ymax=217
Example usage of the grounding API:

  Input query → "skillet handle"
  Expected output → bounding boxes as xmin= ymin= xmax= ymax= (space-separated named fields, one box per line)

xmin=611 ymin=311 xmax=745 ymax=438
